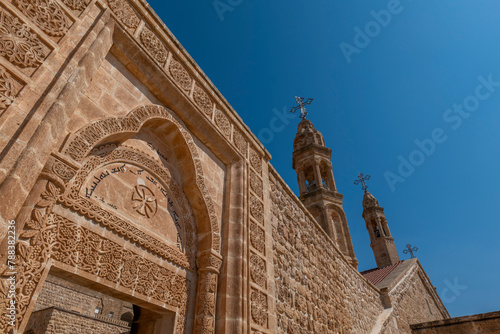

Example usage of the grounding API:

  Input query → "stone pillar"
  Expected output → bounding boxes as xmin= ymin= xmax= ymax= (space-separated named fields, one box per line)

xmin=328 ymin=166 xmax=337 ymax=191
xmin=322 ymin=208 xmax=335 ymax=243
xmin=298 ymin=170 xmax=307 ymax=194
xmin=195 ymin=250 xmax=222 ymax=333
xmin=313 ymin=164 xmax=322 ymax=188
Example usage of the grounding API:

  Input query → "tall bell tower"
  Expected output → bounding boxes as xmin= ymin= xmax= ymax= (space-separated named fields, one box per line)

xmin=362 ymin=189 xmax=400 ymax=268
xmin=292 ymin=117 xmax=358 ymax=268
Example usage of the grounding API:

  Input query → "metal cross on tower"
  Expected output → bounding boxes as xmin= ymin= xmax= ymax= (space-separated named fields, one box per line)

xmin=290 ymin=96 xmax=313 ymax=119
xmin=354 ymin=173 xmax=371 ymax=191
xmin=403 ymin=244 xmax=418 ymax=259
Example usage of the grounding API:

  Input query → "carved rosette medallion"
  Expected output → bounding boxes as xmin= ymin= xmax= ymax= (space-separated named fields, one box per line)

xmin=169 ymin=58 xmax=192 ymax=91
xmin=193 ymin=85 xmax=213 ymax=117
xmin=51 ymin=159 xmax=76 ymax=182
xmin=250 ymin=253 xmax=266 ymax=288
xmin=140 ymin=28 xmax=168 ymax=65
xmin=251 ymin=288 xmax=268 ymax=327
xmin=250 ymin=222 xmax=265 ymax=255
xmin=249 ymin=147 xmax=262 ymax=174
xmin=233 ymin=128 xmax=247 ymax=156
xmin=0 ymin=8 xmax=46 ymax=68
xmin=249 ymin=195 xmax=264 ymax=224
xmin=250 ymin=171 xmax=263 ymax=198
xmin=107 ymin=0 xmax=140 ymax=29
xmin=214 ymin=109 xmax=231 ymax=138
xmin=131 ymin=185 xmax=157 ymax=218
xmin=13 ymin=0 xmax=71 ymax=37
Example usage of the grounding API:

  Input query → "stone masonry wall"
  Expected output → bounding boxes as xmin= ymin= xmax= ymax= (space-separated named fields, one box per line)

xmin=33 ymin=279 xmax=98 ymax=314
xmin=25 ymin=307 xmax=130 ymax=334
xmin=382 ymin=266 xmax=444 ymax=333
xmin=67 ymin=52 xmax=162 ymax=134
xmin=269 ymin=169 xmax=384 ymax=334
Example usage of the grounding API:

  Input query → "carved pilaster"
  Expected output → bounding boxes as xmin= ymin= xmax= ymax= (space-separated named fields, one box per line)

xmin=195 ymin=250 xmax=222 ymax=334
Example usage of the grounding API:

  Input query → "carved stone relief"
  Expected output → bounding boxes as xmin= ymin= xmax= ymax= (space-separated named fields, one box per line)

xmin=249 ymin=147 xmax=262 ymax=174
xmin=0 ymin=182 xmax=191 ymax=333
xmin=214 ymin=109 xmax=231 ymax=138
xmin=13 ymin=0 xmax=71 ymax=37
xmin=107 ymin=0 xmax=139 ymax=29
xmin=249 ymin=171 xmax=263 ymax=198
xmin=249 ymin=195 xmax=264 ymax=225
xmin=250 ymin=221 xmax=265 ymax=255
xmin=0 ymin=64 xmax=23 ymax=112
xmin=169 ymin=57 xmax=192 ymax=91
xmin=0 ymin=7 xmax=47 ymax=68
xmin=250 ymin=253 xmax=266 ymax=289
xmin=233 ymin=128 xmax=247 ymax=157
xmin=193 ymin=84 xmax=213 ymax=117
xmin=250 ymin=288 xmax=268 ymax=328
xmin=67 ymin=145 xmax=196 ymax=268
xmin=61 ymin=0 xmax=90 ymax=12
xmin=140 ymin=27 xmax=168 ymax=65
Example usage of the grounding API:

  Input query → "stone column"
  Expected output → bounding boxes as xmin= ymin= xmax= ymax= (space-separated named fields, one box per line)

xmin=195 ymin=250 xmax=222 ymax=333
xmin=313 ymin=164 xmax=322 ymax=189
xmin=328 ymin=166 xmax=337 ymax=191
xmin=322 ymin=207 xmax=336 ymax=243
xmin=298 ymin=170 xmax=307 ymax=194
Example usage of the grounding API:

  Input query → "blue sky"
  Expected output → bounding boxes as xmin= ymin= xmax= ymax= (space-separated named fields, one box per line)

xmin=149 ymin=0 xmax=500 ymax=317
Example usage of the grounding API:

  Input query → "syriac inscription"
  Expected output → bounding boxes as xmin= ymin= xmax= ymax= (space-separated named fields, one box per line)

xmin=82 ymin=162 xmax=184 ymax=251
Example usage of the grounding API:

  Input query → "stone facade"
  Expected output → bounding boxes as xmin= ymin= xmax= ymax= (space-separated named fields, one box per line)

xmin=0 ymin=0 xmax=457 ymax=333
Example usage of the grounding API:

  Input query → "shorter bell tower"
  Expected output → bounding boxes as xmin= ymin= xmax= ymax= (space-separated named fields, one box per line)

xmin=362 ymin=189 xmax=400 ymax=268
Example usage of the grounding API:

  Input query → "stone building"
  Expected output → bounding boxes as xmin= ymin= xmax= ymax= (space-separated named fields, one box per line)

xmin=0 ymin=0 xmax=489 ymax=332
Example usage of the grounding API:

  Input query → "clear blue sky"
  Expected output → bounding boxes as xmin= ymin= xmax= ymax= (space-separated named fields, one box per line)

xmin=149 ymin=0 xmax=500 ymax=317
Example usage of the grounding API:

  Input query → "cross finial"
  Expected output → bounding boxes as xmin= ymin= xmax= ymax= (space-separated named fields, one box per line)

xmin=403 ymin=244 xmax=418 ymax=258
xmin=354 ymin=173 xmax=371 ymax=191
xmin=290 ymin=96 xmax=313 ymax=119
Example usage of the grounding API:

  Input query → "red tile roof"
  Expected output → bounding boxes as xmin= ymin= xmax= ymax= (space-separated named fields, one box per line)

xmin=360 ymin=260 xmax=405 ymax=286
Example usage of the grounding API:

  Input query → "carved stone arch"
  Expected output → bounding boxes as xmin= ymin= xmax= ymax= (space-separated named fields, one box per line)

xmin=61 ymin=104 xmax=221 ymax=255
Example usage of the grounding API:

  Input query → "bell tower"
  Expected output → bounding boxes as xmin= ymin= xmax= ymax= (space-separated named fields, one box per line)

xmin=292 ymin=118 xmax=358 ymax=268
xmin=362 ymin=190 xmax=400 ymax=268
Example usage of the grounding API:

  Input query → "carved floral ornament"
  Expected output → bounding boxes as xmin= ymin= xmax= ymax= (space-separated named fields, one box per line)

xmin=0 ymin=182 xmax=191 ymax=333
xmin=107 ymin=0 xmax=140 ymax=29
xmin=0 ymin=8 xmax=46 ymax=68
xmin=169 ymin=57 xmax=192 ymax=91
xmin=250 ymin=221 xmax=265 ymax=255
xmin=62 ymin=0 xmax=91 ymax=12
xmin=13 ymin=0 xmax=71 ymax=37
xmin=251 ymin=288 xmax=268 ymax=327
xmin=214 ymin=109 xmax=231 ymax=137
xmin=0 ymin=65 xmax=21 ymax=111
xmin=140 ymin=27 xmax=168 ymax=65
xmin=193 ymin=84 xmax=213 ymax=117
